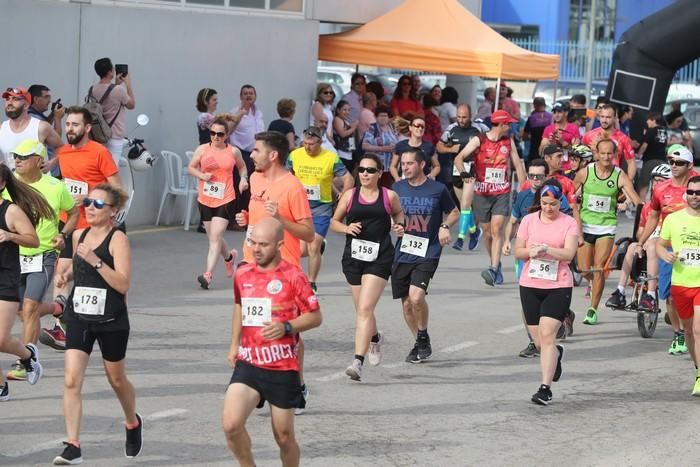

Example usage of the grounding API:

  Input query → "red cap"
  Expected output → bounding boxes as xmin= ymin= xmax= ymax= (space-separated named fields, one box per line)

xmin=2 ymin=87 xmax=31 ymax=104
xmin=491 ymin=109 xmax=518 ymax=124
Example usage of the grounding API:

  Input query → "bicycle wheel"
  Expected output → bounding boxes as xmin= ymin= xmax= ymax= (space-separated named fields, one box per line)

xmin=637 ymin=289 xmax=659 ymax=338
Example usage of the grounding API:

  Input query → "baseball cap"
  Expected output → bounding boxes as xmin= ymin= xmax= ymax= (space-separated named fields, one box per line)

xmin=303 ymin=126 xmax=323 ymax=140
xmin=2 ymin=87 xmax=31 ymax=104
xmin=667 ymin=144 xmax=693 ymax=163
xmin=542 ymin=144 xmax=563 ymax=156
xmin=551 ymin=101 xmax=568 ymax=113
xmin=12 ymin=139 xmax=47 ymax=159
xmin=491 ymin=109 xmax=518 ymax=124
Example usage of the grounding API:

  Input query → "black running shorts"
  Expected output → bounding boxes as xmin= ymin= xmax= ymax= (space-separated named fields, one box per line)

xmin=391 ymin=259 xmax=439 ymax=299
xmin=519 ymin=286 xmax=572 ymax=326
xmin=229 ymin=360 xmax=301 ymax=410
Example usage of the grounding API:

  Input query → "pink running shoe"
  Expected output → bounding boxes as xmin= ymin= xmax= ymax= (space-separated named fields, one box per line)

xmin=224 ymin=249 xmax=238 ymax=278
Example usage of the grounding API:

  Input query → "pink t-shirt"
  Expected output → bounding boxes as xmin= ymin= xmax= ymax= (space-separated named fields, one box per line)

xmin=517 ymin=211 xmax=578 ymax=289
xmin=90 ymin=83 xmax=129 ymax=139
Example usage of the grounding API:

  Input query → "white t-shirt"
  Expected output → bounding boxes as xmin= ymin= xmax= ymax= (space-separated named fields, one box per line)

xmin=0 ymin=118 xmax=41 ymax=169
xmin=438 ymin=102 xmax=457 ymax=130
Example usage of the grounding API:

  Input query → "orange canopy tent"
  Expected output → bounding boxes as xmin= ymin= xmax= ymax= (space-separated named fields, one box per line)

xmin=318 ymin=0 xmax=560 ymax=80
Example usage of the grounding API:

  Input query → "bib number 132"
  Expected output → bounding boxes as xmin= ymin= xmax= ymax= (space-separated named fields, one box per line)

xmin=400 ymin=233 xmax=428 ymax=257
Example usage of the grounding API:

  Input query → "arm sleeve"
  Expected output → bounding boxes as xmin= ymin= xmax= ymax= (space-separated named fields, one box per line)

xmin=115 ymin=86 xmax=129 ymax=105
xmin=59 ymin=184 xmax=76 ymax=212
xmin=289 ymin=183 xmax=312 ymax=221
xmin=99 ymin=148 xmax=119 ymax=177
xmin=659 ymin=215 xmax=672 ymax=241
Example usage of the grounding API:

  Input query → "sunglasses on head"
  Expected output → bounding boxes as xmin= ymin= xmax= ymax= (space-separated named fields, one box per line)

xmin=411 ymin=123 xmax=425 ymax=129
xmin=82 ymin=198 xmax=113 ymax=209
xmin=11 ymin=153 xmax=36 ymax=161
xmin=687 ymin=189 xmax=700 ymax=196
xmin=667 ymin=159 xmax=689 ymax=167
xmin=357 ymin=166 xmax=379 ymax=174
xmin=528 ymin=173 xmax=545 ymax=180
xmin=210 ymin=130 xmax=226 ymax=138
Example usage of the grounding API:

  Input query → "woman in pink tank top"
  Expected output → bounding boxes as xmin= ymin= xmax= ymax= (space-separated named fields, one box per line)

xmin=188 ymin=117 xmax=249 ymax=289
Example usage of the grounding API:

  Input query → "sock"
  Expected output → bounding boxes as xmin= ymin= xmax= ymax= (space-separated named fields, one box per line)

xmin=457 ymin=210 xmax=471 ymax=239
xmin=224 ymin=253 xmax=233 ymax=262
xmin=371 ymin=333 xmax=380 ymax=343
xmin=354 ymin=354 xmax=365 ymax=364
xmin=417 ymin=329 xmax=429 ymax=340
xmin=676 ymin=330 xmax=685 ymax=337
xmin=126 ymin=420 xmax=140 ymax=430
xmin=540 ymin=384 xmax=550 ymax=390
xmin=527 ymin=333 xmax=534 ymax=343
xmin=617 ymin=285 xmax=625 ymax=294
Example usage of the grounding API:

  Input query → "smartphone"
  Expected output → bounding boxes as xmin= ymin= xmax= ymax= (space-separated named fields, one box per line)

xmin=115 ymin=64 xmax=128 ymax=77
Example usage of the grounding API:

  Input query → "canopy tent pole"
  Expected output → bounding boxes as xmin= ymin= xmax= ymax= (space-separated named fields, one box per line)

xmin=494 ymin=76 xmax=501 ymax=111
xmin=553 ymin=78 xmax=558 ymax=103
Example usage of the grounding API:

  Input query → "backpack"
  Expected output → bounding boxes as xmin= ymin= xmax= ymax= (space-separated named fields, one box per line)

xmin=84 ymin=84 xmax=121 ymax=143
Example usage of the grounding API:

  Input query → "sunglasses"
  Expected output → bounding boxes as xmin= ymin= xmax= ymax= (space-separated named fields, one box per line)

xmin=322 ymin=91 xmax=334 ymax=95
xmin=82 ymin=198 xmax=113 ymax=209
xmin=11 ymin=153 xmax=36 ymax=161
xmin=528 ymin=173 xmax=545 ymax=180
xmin=411 ymin=124 xmax=425 ymax=129
xmin=687 ymin=189 xmax=700 ymax=196
xmin=667 ymin=159 xmax=689 ymax=167
xmin=210 ymin=131 xmax=226 ymax=138
xmin=357 ymin=166 xmax=379 ymax=174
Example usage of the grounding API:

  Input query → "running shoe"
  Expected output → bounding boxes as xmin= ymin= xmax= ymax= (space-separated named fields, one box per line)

xmin=310 ymin=282 xmax=318 ymax=295
xmin=368 ymin=332 xmax=384 ymax=366
xmin=638 ymin=294 xmax=656 ymax=313
xmin=53 ymin=442 xmax=82 ymax=465
xmin=452 ymin=238 xmax=464 ymax=251
xmin=53 ymin=294 xmax=68 ymax=318
xmin=416 ymin=336 xmax=432 ymax=362
xmin=40 ymin=323 xmax=66 ymax=351
xmin=556 ymin=323 xmax=567 ymax=340
xmin=405 ymin=344 xmax=420 ymax=363
xmin=345 ymin=359 xmax=363 ymax=381
xmin=565 ymin=310 xmax=575 ymax=336
xmin=480 ymin=267 xmax=497 ymax=287
xmin=0 ymin=381 xmax=8 ymax=402
xmin=668 ymin=335 xmax=679 ymax=354
xmin=553 ymin=345 xmax=564 ymax=382
xmin=519 ymin=342 xmax=539 ymax=358
xmin=295 ymin=385 xmax=309 ymax=415
xmin=21 ymin=343 xmax=43 ymax=385
xmin=531 ymin=384 xmax=552 ymax=406
xmin=224 ymin=249 xmax=238 ymax=279
xmin=197 ymin=272 xmax=212 ymax=290
xmin=125 ymin=413 xmax=143 ymax=458
xmin=468 ymin=226 xmax=482 ymax=251
xmin=693 ymin=378 xmax=700 ymax=397
xmin=605 ymin=289 xmax=626 ymax=309
xmin=495 ymin=262 xmax=504 ymax=285
xmin=6 ymin=360 xmax=27 ymax=381
xmin=582 ymin=308 xmax=598 ymax=325
xmin=676 ymin=333 xmax=689 ymax=354
xmin=584 ymin=284 xmax=591 ymax=298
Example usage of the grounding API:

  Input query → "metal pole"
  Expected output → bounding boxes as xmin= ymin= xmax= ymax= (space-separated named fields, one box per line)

xmin=494 ymin=77 xmax=501 ymax=111
xmin=584 ymin=0 xmax=597 ymax=104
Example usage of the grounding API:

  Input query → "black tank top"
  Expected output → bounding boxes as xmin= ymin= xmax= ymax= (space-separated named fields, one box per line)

xmin=67 ymin=227 xmax=128 ymax=325
xmin=0 ymin=201 xmax=20 ymax=286
xmin=342 ymin=187 xmax=394 ymax=263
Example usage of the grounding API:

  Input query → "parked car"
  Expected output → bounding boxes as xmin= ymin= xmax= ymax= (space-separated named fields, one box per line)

xmin=664 ymin=98 xmax=700 ymax=162
xmin=533 ymin=79 xmax=607 ymax=105
xmin=317 ymin=65 xmax=355 ymax=94
xmin=363 ymin=72 xmax=400 ymax=98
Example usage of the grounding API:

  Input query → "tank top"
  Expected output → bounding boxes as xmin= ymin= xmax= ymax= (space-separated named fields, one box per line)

xmin=0 ymin=201 xmax=20 ymax=290
xmin=66 ymin=228 xmax=128 ymax=325
xmin=474 ymin=133 xmax=512 ymax=196
xmin=580 ymin=164 xmax=621 ymax=235
xmin=0 ymin=118 xmax=41 ymax=170
xmin=197 ymin=143 xmax=236 ymax=208
xmin=342 ymin=187 xmax=394 ymax=264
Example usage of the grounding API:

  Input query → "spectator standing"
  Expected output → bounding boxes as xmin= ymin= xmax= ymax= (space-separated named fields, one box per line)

xmin=476 ymin=87 xmax=495 ymax=120
xmin=391 ymin=75 xmax=423 ymax=119
xmin=522 ymin=97 xmax=552 ymax=161
xmin=310 ymin=84 xmax=336 ymax=140
xmin=540 ymin=102 xmax=580 ymax=154
xmin=438 ymin=86 xmax=459 ymax=130
xmin=422 ymin=95 xmax=442 ymax=146
xmin=268 ymin=98 xmax=297 ymax=150
xmin=28 ymin=85 xmax=65 ymax=177
xmin=638 ymin=111 xmax=669 ymax=200
xmin=341 ymin=73 xmax=366 ymax=124
xmin=333 ymin=100 xmax=359 ymax=171
xmin=196 ymin=88 xmax=218 ymax=145
xmin=499 ymin=83 xmax=520 ymax=120
xmin=358 ymin=92 xmax=378 ymax=140
xmin=362 ymin=105 xmax=399 ymax=188
xmin=89 ymin=57 xmax=135 ymax=166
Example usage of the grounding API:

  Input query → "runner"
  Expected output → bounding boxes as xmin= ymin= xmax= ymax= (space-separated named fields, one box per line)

xmin=573 ymin=139 xmax=639 ymax=325
xmin=188 ymin=116 xmax=248 ymax=289
xmin=235 ymin=130 xmax=314 ymax=415
xmin=52 ymin=184 xmax=142 ymax=464
xmin=456 ymin=110 xmax=526 ymax=286
xmin=582 ymin=104 xmax=637 ymax=181
xmin=657 ymin=176 xmax=700 ymax=395
xmin=392 ymin=147 xmax=459 ymax=363
xmin=330 ymin=153 xmax=404 ymax=381
xmin=287 ymin=126 xmax=353 ymax=294
xmin=0 ymin=163 xmax=52 ymax=401
xmin=605 ymin=164 xmax=672 ymax=312
xmin=635 ymin=145 xmax=700 ymax=354
xmin=3 ymin=140 xmax=77 ymax=383
xmin=222 ymin=217 xmax=322 ymax=467
xmin=514 ymin=181 xmax=578 ymax=405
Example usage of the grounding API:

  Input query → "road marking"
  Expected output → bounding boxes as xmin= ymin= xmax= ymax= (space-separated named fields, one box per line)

xmin=439 ymin=341 xmax=479 ymax=353
xmin=147 ymin=408 xmax=190 ymax=421
xmin=496 ymin=324 xmax=524 ymax=335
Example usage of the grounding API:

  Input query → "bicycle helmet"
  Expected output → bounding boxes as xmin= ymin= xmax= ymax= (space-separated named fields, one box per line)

xmin=569 ymin=143 xmax=593 ymax=160
xmin=650 ymin=163 xmax=672 ymax=180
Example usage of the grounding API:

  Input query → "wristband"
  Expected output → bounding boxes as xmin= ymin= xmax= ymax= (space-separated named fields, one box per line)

xmin=460 ymin=171 xmax=469 ymax=179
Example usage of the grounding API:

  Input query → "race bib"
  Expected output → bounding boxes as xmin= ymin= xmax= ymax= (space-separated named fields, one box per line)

xmin=453 ymin=161 xmax=472 ymax=177
xmin=304 ymin=185 xmax=321 ymax=201
xmin=528 ymin=259 xmax=559 ymax=281
xmin=20 ymin=254 xmax=42 ymax=274
xmin=485 ymin=167 xmax=505 ymax=184
xmin=241 ymin=297 xmax=272 ymax=327
xmin=348 ymin=137 xmax=356 ymax=151
xmin=587 ymin=194 xmax=610 ymax=213
xmin=680 ymin=249 xmax=700 ymax=267
xmin=203 ymin=181 xmax=225 ymax=199
xmin=73 ymin=287 xmax=107 ymax=316
xmin=351 ymin=238 xmax=379 ymax=262
xmin=400 ymin=233 xmax=428 ymax=258
xmin=64 ymin=178 xmax=88 ymax=196
xmin=651 ymin=226 xmax=661 ymax=239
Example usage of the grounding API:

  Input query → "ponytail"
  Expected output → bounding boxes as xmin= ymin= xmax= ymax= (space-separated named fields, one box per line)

xmin=0 ymin=164 xmax=55 ymax=227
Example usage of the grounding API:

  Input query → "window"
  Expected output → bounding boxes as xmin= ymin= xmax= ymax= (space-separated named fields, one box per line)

xmin=270 ymin=0 xmax=302 ymax=12
xmin=229 ymin=0 xmax=265 ymax=8
xmin=186 ymin=0 xmax=225 ymax=5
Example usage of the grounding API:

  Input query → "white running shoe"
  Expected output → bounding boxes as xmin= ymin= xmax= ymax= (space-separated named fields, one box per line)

xmin=368 ymin=332 xmax=384 ymax=366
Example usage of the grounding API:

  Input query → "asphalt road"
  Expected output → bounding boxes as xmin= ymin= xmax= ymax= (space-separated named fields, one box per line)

xmin=2 ymin=219 xmax=700 ymax=467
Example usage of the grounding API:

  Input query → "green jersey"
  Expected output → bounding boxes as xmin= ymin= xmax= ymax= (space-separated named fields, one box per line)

xmin=659 ymin=209 xmax=700 ymax=288
xmin=580 ymin=164 xmax=621 ymax=235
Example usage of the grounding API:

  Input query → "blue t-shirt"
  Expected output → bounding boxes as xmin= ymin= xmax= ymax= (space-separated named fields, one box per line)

xmin=394 ymin=139 xmax=435 ymax=177
xmin=512 ymin=189 xmax=571 ymax=220
xmin=392 ymin=178 xmax=456 ymax=263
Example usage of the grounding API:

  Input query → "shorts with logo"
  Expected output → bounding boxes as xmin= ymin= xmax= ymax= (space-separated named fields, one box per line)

xmin=582 ymin=232 xmax=615 ymax=245
xmin=391 ymin=259 xmax=439 ymax=299
xmin=670 ymin=285 xmax=700 ymax=320
xmin=519 ymin=286 xmax=572 ymax=325
xmin=65 ymin=320 xmax=130 ymax=362
xmin=473 ymin=192 xmax=510 ymax=223
xmin=20 ymin=251 xmax=57 ymax=302
xmin=199 ymin=200 xmax=236 ymax=222
xmin=229 ymin=360 xmax=301 ymax=409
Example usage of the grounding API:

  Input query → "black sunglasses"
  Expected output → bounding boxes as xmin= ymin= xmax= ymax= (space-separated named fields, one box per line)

xmin=11 ymin=153 xmax=37 ymax=161
xmin=528 ymin=173 xmax=545 ymax=180
xmin=82 ymin=198 xmax=113 ymax=209
xmin=667 ymin=159 xmax=689 ymax=167
xmin=687 ymin=189 xmax=700 ymax=196
xmin=210 ymin=131 xmax=226 ymax=138
xmin=357 ymin=166 xmax=379 ymax=174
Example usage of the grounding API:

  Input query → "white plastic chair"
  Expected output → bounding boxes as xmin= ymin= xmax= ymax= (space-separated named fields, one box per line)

xmin=155 ymin=151 xmax=198 ymax=226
